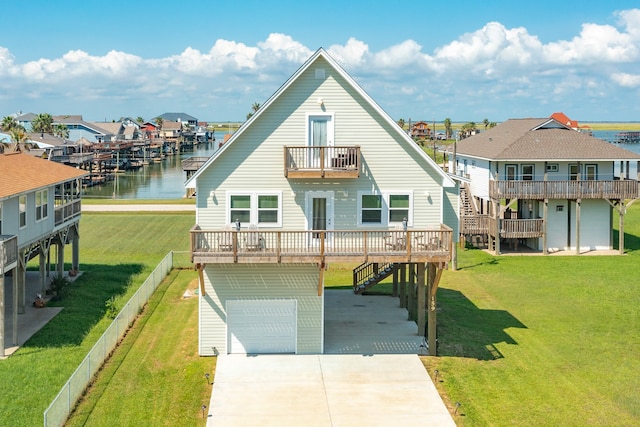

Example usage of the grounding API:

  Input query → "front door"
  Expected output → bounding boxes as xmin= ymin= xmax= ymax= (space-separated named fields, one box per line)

xmin=306 ymin=191 xmax=334 ymax=243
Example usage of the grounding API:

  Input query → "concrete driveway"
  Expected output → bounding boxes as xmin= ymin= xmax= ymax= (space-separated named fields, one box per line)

xmin=208 ymin=354 xmax=454 ymax=426
xmin=207 ymin=289 xmax=455 ymax=426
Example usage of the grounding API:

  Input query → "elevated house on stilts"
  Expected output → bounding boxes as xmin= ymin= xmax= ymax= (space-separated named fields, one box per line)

xmin=186 ymin=48 xmax=461 ymax=356
xmin=0 ymin=152 xmax=87 ymax=357
xmin=451 ymin=118 xmax=640 ymax=254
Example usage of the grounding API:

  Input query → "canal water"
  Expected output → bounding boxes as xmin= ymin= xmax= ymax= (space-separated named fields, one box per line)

xmin=82 ymin=142 xmax=219 ymax=200
xmin=82 ymin=130 xmax=640 ymax=200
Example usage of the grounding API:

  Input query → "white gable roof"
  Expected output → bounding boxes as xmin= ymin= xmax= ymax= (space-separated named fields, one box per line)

xmin=185 ymin=48 xmax=455 ymax=188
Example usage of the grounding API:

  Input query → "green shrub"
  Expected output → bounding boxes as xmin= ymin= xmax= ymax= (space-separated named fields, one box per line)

xmin=105 ymin=296 xmax=118 ymax=319
xmin=50 ymin=274 xmax=71 ymax=300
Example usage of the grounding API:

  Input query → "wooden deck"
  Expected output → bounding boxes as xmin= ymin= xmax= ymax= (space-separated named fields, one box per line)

xmin=284 ymin=146 xmax=360 ymax=179
xmin=191 ymin=227 xmax=452 ymax=264
xmin=489 ymin=179 xmax=639 ymax=200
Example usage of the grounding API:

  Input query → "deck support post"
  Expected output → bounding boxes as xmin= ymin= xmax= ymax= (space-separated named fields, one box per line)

xmin=543 ymin=198 xmax=548 ymax=255
xmin=407 ymin=264 xmax=415 ymax=321
xmin=417 ymin=263 xmax=426 ymax=337
xmin=576 ymin=199 xmax=581 ymax=255
xmin=494 ymin=200 xmax=501 ymax=255
xmin=619 ymin=200 xmax=625 ymax=255
xmin=57 ymin=241 xmax=65 ymax=279
xmin=392 ymin=264 xmax=398 ymax=297
xmin=17 ymin=254 xmax=26 ymax=314
xmin=399 ymin=263 xmax=406 ymax=308
xmin=427 ymin=262 xmax=442 ymax=356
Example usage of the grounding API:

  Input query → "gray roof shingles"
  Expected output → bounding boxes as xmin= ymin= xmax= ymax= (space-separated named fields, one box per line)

xmin=456 ymin=118 xmax=640 ymax=161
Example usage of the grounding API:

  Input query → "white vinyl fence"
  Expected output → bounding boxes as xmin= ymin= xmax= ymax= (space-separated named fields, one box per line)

xmin=43 ymin=251 xmax=175 ymax=427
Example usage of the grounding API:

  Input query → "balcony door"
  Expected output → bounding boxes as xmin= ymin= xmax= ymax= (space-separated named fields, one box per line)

xmin=505 ymin=164 xmax=517 ymax=180
xmin=307 ymin=114 xmax=334 ymax=168
xmin=306 ymin=191 xmax=334 ymax=243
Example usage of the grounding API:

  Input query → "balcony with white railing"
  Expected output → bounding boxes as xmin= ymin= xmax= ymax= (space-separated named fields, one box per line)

xmin=191 ymin=226 xmax=452 ymax=264
xmin=489 ymin=179 xmax=639 ymax=200
xmin=284 ymin=146 xmax=360 ymax=178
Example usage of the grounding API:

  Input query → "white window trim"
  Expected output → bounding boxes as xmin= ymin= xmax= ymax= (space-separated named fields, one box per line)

xmin=19 ymin=195 xmax=27 ymax=229
xmin=36 ymin=189 xmax=49 ymax=222
xmin=226 ymin=191 xmax=282 ymax=228
xmin=305 ymin=112 xmax=335 ymax=147
xmin=357 ymin=190 xmax=413 ymax=227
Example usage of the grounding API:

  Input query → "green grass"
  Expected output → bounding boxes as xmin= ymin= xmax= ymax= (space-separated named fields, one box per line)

xmin=66 ymin=269 xmax=213 ymax=426
xmin=0 ymin=212 xmax=194 ymax=427
xmin=425 ymin=206 xmax=640 ymax=425
xmin=5 ymin=204 xmax=640 ymax=426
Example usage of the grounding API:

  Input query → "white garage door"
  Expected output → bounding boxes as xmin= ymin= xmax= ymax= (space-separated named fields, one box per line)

xmin=227 ymin=300 xmax=296 ymax=354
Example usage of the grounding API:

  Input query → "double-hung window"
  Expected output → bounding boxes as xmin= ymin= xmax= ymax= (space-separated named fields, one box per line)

xmin=36 ymin=189 xmax=48 ymax=221
xmin=229 ymin=195 xmax=251 ymax=224
xmin=227 ymin=192 xmax=282 ymax=227
xmin=358 ymin=191 xmax=413 ymax=226
xmin=361 ymin=195 xmax=382 ymax=224
xmin=19 ymin=195 xmax=26 ymax=228
xmin=388 ymin=195 xmax=410 ymax=222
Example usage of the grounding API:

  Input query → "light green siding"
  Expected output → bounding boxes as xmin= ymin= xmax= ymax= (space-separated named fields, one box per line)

xmin=443 ymin=185 xmax=460 ymax=239
xmin=195 ymin=56 xmax=455 ymax=232
xmin=199 ymin=264 xmax=322 ymax=355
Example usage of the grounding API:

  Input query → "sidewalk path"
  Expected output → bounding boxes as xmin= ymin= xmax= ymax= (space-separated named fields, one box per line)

xmin=82 ymin=204 xmax=195 ymax=212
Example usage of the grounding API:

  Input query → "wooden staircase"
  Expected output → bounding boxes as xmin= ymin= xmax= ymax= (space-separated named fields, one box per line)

xmin=460 ymin=183 xmax=477 ymax=216
xmin=352 ymin=262 xmax=397 ymax=294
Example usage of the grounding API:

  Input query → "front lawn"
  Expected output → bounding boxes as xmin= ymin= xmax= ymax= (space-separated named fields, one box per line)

xmin=0 ymin=212 xmax=194 ymax=427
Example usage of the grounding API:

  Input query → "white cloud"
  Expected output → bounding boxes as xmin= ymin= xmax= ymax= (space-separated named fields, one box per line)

xmin=611 ymin=72 xmax=640 ymax=87
xmin=1 ymin=10 xmax=640 ymax=122
xmin=327 ymin=38 xmax=370 ymax=69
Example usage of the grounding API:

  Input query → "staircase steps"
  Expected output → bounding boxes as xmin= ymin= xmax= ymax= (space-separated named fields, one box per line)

xmin=353 ymin=262 xmax=397 ymax=294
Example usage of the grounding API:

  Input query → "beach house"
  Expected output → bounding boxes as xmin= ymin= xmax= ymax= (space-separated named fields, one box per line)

xmin=453 ymin=118 xmax=640 ymax=254
xmin=186 ymin=48 xmax=459 ymax=356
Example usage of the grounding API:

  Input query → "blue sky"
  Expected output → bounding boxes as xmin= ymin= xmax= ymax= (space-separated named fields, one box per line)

xmin=1 ymin=0 xmax=640 ymax=123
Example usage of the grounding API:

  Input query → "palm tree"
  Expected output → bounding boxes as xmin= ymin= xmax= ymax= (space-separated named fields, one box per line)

xmin=397 ymin=118 xmax=405 ymax=129
xmin=155 ymin=117 xmax=163 ymax=131
xmin=31 ymin=113 xmax=54 ymax=135
xmin=54 ymin=123 xmax=69 ymax=139
xmin=246 ymin=102 xmax=261 ymax=120
xmin=483 ymin=118 xmax=489 ymax=130
xmin=1 ymin=116 xmax=18 ymax=132
xmin=8 ymin=127 xmax=29 ymax=152
xmin=136 ymin=116 xmax=144 ymax=124
xmin=444 ymin=118 xmax=452 ymax=140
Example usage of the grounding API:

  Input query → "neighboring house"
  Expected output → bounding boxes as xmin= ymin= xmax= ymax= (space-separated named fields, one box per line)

xmin=156 ymin=112 xmax=198 ymax=129
xmin=452 ymin=118 xmax=640 ymax=254
xmin=14 ymin=112 xmax=38 ymax=130
xmin=186 ymin=48 xmax=459 ymax=357
xmin=0 ymin=152 xmax=87 ymax=357
xmin=53 ymin=116 xmax=115 ymax=143
xmin=410 ymin=121 xmax=431 ymax=139
xmin=158 ymin=120 xmax=183 ymax=141
xmin=550 ymin=112 xmax=579 ymax=130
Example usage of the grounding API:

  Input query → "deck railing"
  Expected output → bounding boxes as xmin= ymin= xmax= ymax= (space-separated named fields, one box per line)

xmin=489 ymin=179 xmax=639 ymax=200
xmin=50 ymin=152 xmax=95 ymax=165
xmin=182 ymin=156 xmax=210 ymax=172
xmin=0 ymin=234 xmax=18 ymax=274
xmin=54 ymin=199 xmax=82 ymax=226
xmin=191 ymin=226 xmax=452 ymax=264
xmin=489 ymin=218 xmax=544 ymax=238
xmin=284 ymin=146 xmax=360 ymax=178
xmin=461 ymin=215 xmax=490 ymax=234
